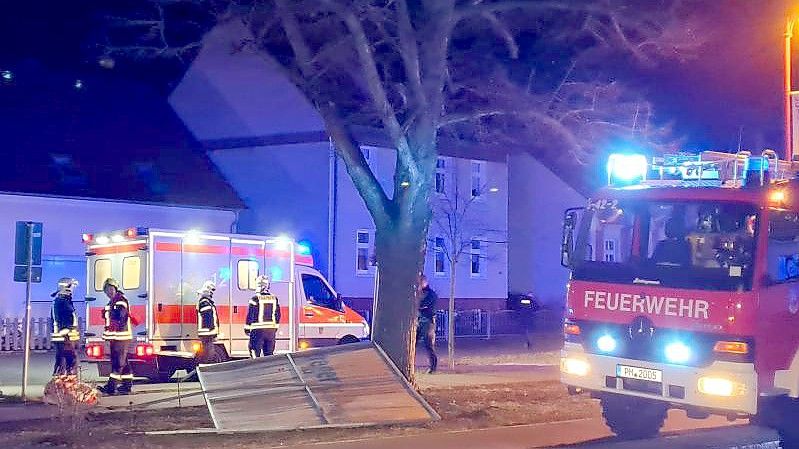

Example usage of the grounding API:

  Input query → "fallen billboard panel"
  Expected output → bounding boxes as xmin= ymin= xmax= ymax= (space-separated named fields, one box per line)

xmin=197 ymin=342 xmax=439 ymax=432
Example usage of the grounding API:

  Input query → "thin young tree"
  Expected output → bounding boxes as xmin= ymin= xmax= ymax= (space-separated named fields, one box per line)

xmin=98 ymin=0 xmax=699 ymax=379
xmin=431 ymin=160 xmax=503 ymax=370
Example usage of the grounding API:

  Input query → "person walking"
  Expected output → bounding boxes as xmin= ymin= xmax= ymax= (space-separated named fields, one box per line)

xmin=196 ymin=280 xmax=219 ymax=363
xmin=50 ymin=277 xmax=80 ymax=376
xmin=245 ymin=275 xmax=281 ymax=357
xmin=98 ymin=278 xmax=133 ymax=395
xmin=417 ymin=274 xmax=439 ymax=374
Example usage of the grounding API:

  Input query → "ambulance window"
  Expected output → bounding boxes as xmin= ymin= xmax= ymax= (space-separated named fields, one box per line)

xmin=302 ymin=274 xmax=341 ymax=311
xmin=94 ymin=259 xmax=112 ymax=291
xmin=122 ymin=257 xmax=141 ymax=290
xmin=238 ymin=260 xmax=259 ymax=290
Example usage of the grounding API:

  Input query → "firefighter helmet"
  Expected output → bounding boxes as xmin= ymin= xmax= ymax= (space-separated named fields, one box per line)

xmin=52 ymin=277 xmax=78 ymax=298
xmin=197 ymin=280 xmax=216 ymax=296
xmin=102 ymin=278 xmax=120 ymax=291
xmin=255 ymin=275 xmax=270 ymax=292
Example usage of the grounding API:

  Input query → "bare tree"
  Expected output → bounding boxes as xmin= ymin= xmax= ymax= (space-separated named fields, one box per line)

xmin=98 ymin=0 xmax=700 ymax=379
xmin=430 ymin=160 xmax=503 ymax=370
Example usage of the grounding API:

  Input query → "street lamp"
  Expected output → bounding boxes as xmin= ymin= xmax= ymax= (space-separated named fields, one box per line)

xmin=785 ymin=13 xmax=798 ymax=161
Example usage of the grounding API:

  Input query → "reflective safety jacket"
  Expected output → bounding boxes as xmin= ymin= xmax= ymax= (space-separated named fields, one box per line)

xmin=51 ymin=294 xmax=80 ymax=342
xmin=197 ymin=296 xmax=219 ymax=337
xmin=102 ymin=292 xmax=132 ymax=341
xmin=245 ymin=293 xmax=281 ymax=331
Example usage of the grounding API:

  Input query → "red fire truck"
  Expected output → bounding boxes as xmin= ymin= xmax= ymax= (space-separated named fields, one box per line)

xmin=82 ymin=228 xmax=369 ymax=382
xmin=560 ymin=150 xmax=799 ymax=444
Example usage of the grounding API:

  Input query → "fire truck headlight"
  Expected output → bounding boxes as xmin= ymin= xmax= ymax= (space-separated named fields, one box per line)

xmin=561 ymin=358 xmax=590 ymax=377
xmin=596 ymin=335 xmax=617 ymax=353
xmin=665 ymin=341 xmax=692 ymax=364
xmin=698 ymin=377 xmax=746 ymax=397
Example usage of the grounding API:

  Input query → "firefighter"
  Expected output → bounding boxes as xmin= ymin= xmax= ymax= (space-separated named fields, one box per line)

xmin=417 ymin=274 xmax=439 ymax=374
xmin=50 ymin=277 xmax=80 ymax=376
xmin=196 ymin=280 xmax=219 ymax=363
xmin=245 ymin=275 xmax=281 ymax=357
xmin=98 ymin=278 xmax=133 ymax=395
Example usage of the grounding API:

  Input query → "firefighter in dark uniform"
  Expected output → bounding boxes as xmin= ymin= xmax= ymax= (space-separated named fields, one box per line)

xmin=196 ymin=280 xmax=219 ymax=363
xmin=50 ymin=277 xmax=80 ymax=376
xmin=417 ymin=274 xmax=439 ymax=374
xmin=245 ymin=275 xmax=281 ymax=357
xmin=98 ymin=278 xmax=133 ymax=395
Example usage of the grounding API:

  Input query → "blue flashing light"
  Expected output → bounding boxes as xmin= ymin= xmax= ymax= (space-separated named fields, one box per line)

xmin=297 ymin=240 xmax=312 ymax=256
xmin=270 ymin=265 xmax=284 ymax=282
xmin=596 ymin=335 xmax=617 ymax=353
xmin=664 ymin=341 xmax=692 ymax=364
xmin=607 ymin=153 xmax=648 ymax=185
xmin=218 ymin=267 xmax=231 ymax=281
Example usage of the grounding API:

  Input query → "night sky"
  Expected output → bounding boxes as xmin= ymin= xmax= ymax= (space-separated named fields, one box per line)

xmin=0 ymin=1 xmax=793 ymax=154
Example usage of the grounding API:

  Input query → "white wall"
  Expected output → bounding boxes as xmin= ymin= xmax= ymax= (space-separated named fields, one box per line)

xmin=333 ymin=148 xmax=509 ymax=302
xmin=0 ymin=193 xmax=236 ymax=317
xmin=508 ymin=153 xmax=586 ymax=308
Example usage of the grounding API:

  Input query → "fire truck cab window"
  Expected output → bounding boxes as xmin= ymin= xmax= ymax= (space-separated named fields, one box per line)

xmin=768 ymin=210 xmax=799 ymax=283
xmin=122 ymin=256 xmax=141 ymax=290
xmin=94 ymin=259 xmax=112 ymax=292
xmin=573 ymin=200 xmax=758 ymax=291
xmin=237 ymin=260 xmax=259 ymax=290
xmin=302 ymin=274 xmax=342 ymax=312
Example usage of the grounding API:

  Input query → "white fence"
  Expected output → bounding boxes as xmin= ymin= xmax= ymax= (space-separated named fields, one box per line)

xmin=0 ymin=317 xmax=87 ymax=351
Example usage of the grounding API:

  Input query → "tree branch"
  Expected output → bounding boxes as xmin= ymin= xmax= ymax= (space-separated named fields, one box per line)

xmin=395 ymin=0 xmax=425 ymax=108
xmin=481 ymin=12 xmax=519 ymax=59
xmin=438 ymin=109 xmax=505 ymax=128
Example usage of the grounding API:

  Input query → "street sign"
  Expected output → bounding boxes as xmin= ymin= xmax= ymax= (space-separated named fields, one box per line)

xmin=14 ymin=221 xmax=42 ymax=266
xmin=13 ymin=266 xmax=42 ymax=283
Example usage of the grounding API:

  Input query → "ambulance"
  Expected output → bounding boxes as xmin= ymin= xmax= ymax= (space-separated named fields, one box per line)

xmin=560 ymin=150 xmax=799 ymax=444
xmin=82 ymin=228 xmax=369 ymax=382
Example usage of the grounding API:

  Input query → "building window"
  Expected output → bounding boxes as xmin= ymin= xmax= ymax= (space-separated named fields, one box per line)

xmin=435 ymin=157 xmax=446 ymax=194
xmin=434 ymin=237 xmax=446 ymax=275
xmin=356 ymin=230 xmax=373 ymax=274
xmin=94 ymin=259 xmax=112 ymax=292
xmin=471 ymin=160 xmax=485 ymax=198
xmin=237 ymin=260 xmax=259 ymax=290
xmin=603 ymin=240 xmax=616 ymax=262
xmin=122 ymin=257 xmax=141 ymax=290
xmin=470 ymin=239 xmax=483 ymax=277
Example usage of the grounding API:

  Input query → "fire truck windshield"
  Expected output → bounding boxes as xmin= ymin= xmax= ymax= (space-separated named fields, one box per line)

xmin=572 ymin=200 xmax=758 ymax=291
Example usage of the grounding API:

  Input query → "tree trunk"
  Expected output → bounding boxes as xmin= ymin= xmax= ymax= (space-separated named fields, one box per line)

xmin=448 ymin=259 xmax=456 ymax=370
xmin=372 ymin=223 xmax=428 ymax=380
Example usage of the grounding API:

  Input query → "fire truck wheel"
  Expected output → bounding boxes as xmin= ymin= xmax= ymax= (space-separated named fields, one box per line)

xmin=600 ymin=395 xmax=667 ymax=440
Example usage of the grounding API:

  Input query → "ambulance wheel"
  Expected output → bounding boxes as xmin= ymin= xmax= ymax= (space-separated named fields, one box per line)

xmin=338 ymin=335 xmax=360 ymax=345
xmin=600 ymin=395 xmax=667 ymax=440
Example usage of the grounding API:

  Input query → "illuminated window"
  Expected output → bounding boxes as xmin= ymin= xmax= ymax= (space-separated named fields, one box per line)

xmin=94 ymin=259 xmax=112 ymax=292
xmin=122 ymin=257 xmax=141 ymax=290
xmin=237 ymin=260 xmax=259 ymax=290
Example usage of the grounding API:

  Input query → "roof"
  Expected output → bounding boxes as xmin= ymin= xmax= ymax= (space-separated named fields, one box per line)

xmin=0 ymin=64 xmax=244 ymax=210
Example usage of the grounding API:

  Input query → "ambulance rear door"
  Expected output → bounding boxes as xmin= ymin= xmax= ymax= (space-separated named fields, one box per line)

xmin=229 ymin=238 xmax=264 ymax=358
xmin=86 ymin=242 xmax=148 ymax=341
